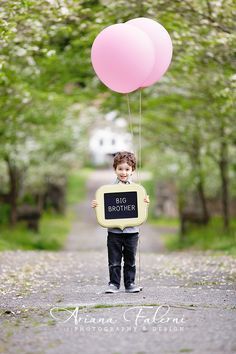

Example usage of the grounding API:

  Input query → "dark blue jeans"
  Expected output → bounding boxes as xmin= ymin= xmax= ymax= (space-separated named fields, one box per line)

xmin=107 ymin=231 xmax=139 ymax=289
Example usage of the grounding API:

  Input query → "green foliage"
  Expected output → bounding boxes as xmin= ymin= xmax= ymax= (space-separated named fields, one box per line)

xmin=0 ymin=0 xmax=235 ymax=247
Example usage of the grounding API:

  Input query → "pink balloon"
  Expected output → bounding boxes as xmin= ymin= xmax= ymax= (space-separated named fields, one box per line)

xmin=91 ymin=23 xmax=155 ymax=94
xmin=126 ymin=18 xmax=173 ymax=87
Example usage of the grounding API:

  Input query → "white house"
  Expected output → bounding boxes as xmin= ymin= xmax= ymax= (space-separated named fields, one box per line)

xmin=89 ymin=116 xmax=133 ymax=166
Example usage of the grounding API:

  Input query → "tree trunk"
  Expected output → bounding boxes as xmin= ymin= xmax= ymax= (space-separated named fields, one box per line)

xmin=219 ymin=124 xmax=230 ymax=231
xmin=192 ymin=137 xmax=210 ymax=223
xmin=178 ymin=190 xmax=187 ymax=241
xmin=197 ymin=179 xmax=210 ymax=224
xmin=5 ymin=157 xmax=20 ymax=226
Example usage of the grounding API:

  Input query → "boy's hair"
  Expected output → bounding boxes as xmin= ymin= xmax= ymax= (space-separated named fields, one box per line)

xmin=113 ymin=151 xmax=136 ymax=171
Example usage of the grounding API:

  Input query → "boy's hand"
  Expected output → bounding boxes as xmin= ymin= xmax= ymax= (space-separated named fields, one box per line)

xmin=144 ymin=195 xmax=150 ymax=204
xmin=91 ymin=200 xmax=98 ymax=208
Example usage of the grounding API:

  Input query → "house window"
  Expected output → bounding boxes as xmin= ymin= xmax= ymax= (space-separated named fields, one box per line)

xmin=99 ymin=139 xmax=103 ymax=146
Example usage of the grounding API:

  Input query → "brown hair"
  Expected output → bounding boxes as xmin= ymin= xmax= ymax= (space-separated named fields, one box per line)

xmin=113 ymin=151 xmax=136 ymax=171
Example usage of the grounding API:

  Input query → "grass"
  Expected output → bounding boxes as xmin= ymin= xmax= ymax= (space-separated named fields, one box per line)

xmin=149 ymin=217 xmax=179 ymax=228
xmin=163 ymin=217 xmax=236 ymax=256
xmin=0 ymin=211 xmax=73 ymax=251
xmin=141 ymin=177 xmax=179 ymax=227
xmin=141 ymin=176 xmax=236 ymax=256
xmin=67 ymin=167 xmax=93 ymax=205
xmin=0 ymin=168 xmax=92 ymax=251
xmin=52 ymin=303 xmax=163 ymax=312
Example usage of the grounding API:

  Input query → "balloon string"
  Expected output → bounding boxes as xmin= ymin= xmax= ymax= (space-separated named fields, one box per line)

xmin=126 ymin=93 xmax=140 ymax=184
xmin=126 ymin=91 xmax=142 ymax=289
xmin=138 ymin=89 xmax=142 ymax=185
xmin=126 ymin=94 xmax=134 ymax=142
xmin=138 ymin=233 xmax=141 ymax=286
xmin=138 ymin=89 xmax=142 ymax=289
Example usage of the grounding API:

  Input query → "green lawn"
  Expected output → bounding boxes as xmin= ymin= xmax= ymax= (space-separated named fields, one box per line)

xmin=67 ymin=167 xmax=92 ymax=205
xmin=141 ymin=176 xmax=236 ymax=256
xmin=141 ymin=177 xmax=179 ymax=227
xmin=149 ymin=216 xmax=179 ymax=228
xmin=162 ymin=217 xmax=236 ymax=256
xmin=0 ymin=212 xmax=72 ymax=251
xmin=0 ymin=168 xmax=91 ymax=251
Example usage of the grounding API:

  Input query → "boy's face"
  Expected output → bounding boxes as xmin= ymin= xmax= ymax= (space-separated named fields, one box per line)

xmin=115 ymin=162 xmax=133 ymax=182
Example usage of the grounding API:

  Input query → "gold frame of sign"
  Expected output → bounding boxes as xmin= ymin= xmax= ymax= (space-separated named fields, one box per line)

xmin=95 ymin=183 xmax=149 ymax=230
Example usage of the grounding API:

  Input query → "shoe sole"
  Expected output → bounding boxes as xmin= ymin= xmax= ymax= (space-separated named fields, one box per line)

xmin=105 ymin=290 xmax=119 ymax=294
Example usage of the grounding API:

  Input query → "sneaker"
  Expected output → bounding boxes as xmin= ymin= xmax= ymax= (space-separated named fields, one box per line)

xmin=105 ymin=284 xmax=119 ymax=294
xmin=125 ymin=283 xmax=141 ymax=293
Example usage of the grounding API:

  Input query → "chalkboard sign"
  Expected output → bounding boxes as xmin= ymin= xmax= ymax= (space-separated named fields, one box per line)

xmin=95 ymin=183 xmax=148 ymax=229
xmin=104 ymin=191 xmax=138 ymax=219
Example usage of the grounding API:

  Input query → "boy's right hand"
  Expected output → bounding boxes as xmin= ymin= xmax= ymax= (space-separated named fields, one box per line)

xmin=91 ymin=200 xmax=98 ymax=208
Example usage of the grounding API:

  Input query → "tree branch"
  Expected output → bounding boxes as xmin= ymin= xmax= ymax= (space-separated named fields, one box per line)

xmin=176 ymin=0 xmax=232 ymax=34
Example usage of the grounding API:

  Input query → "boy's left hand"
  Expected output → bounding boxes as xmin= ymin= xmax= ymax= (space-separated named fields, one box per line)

xmin=144 ymin=195 xmax=150 ymax=204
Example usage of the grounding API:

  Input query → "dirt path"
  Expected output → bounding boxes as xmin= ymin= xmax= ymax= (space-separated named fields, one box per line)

xmin=0 ymin=170 xmax=236 ymax=354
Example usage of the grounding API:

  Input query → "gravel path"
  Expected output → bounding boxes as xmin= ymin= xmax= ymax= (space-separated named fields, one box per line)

xmin=0 ymin=170 xmax=236 ymax=354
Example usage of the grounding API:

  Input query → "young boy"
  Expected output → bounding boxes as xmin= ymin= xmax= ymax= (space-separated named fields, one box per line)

xmin=91 ymin=151 xmax=149 ymax=293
